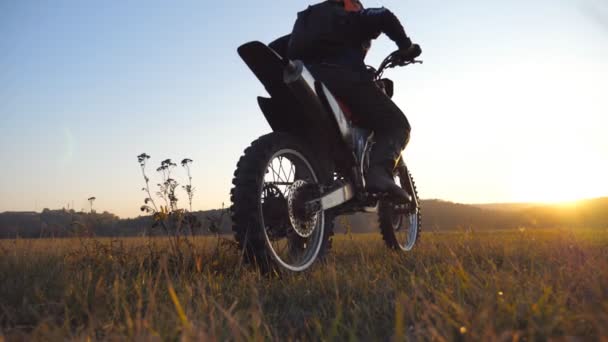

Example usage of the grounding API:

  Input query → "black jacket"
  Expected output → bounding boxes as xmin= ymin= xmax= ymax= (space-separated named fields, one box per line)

xmin=288 ymin=1 xmax=411 ymax=70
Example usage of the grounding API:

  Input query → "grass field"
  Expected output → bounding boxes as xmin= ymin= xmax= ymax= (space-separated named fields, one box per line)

xmin=1 ymin=228 xmax=607 ymax=341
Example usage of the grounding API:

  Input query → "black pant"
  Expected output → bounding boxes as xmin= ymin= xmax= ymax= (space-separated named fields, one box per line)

xmin=308 ymin=64 xmax=411 ymax=166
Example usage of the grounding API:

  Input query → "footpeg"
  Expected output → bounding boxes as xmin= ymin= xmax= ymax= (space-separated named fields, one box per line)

xmin=393 ymin=203 xmax=416 ymax=215
xmin=364 ymin=192 xmax=389 ymax=199
xmin=365 ymin=192 xmax=412 ymax=203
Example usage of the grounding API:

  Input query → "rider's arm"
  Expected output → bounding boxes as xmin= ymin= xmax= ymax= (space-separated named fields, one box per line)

xmin=352 ymin=8 xmax=412 ymax=50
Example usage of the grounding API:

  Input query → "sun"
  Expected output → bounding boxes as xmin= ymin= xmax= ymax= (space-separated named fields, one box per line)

xmin=509 ymin=139 xmax=606 ymax=204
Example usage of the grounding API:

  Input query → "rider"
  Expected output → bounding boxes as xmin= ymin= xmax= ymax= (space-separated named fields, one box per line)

xmin=287 ymin=0 xmax=421 ymax=200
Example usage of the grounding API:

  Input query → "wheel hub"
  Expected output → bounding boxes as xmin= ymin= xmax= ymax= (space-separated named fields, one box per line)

xmin=287 ymin=180 xmax=320 ymax=238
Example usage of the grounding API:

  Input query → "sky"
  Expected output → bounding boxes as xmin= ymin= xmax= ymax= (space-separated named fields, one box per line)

xmin=1 ymin=0 xmax=607 ymax=218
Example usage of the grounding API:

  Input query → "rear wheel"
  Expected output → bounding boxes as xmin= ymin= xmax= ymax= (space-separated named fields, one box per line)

xmin=378 ymin=160 xmax=421 ymax=251
xmin=230 ymin=132 xmax=333 ymax=272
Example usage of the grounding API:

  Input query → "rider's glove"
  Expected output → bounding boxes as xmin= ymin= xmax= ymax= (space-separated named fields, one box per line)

xmin=397 ymin=44 xmax=422 ymax=61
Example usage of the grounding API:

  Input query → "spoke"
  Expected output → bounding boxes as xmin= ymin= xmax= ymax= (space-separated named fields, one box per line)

xmin=278 ymin=159 xmax=290 ymax=199
xmin=275 ymin=159 xmax=285 ymax=183
xmin=286 ymin=163 xmax=295 ymax=183
xmin=278 ymin=157 xmax=296 ymax=197
xmin=268 ymin=159 xmax=285 ymax=184
xmin=279 ymin=157 xmax=291 ymax=184
xmin=270 ymin=161 xmax=280 ymax=183
xmin=284 ymin=163 xmax=295 ymax=197
xmin=278 ymin=157 xmax=285 ymax=181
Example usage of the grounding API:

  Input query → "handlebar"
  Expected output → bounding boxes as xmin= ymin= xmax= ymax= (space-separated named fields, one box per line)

xmin=374 ymin=49 xmax=423 ymax=80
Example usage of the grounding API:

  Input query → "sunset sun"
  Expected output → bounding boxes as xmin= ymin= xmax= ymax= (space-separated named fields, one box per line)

xmin=509 ymin=138 xmax=606 ymax=204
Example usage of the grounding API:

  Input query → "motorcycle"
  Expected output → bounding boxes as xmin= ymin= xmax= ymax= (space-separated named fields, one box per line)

xmin=231 ymin=40 xmax=422 ymax=272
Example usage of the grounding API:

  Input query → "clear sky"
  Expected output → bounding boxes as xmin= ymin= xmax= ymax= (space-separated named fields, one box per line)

xmin=1 ymin=0 xmax=607 ymax=218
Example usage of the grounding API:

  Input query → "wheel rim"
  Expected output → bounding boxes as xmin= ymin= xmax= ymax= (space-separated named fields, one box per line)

xmin=392 ymin=172 xmax=419 ymax=251
xmin=259 ymin=149 xmax=324 ymax=272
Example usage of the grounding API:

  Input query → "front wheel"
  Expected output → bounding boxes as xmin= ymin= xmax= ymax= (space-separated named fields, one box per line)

xmin=378 ymin=160 xmax=421 ymax=251
xmin=230 ymin=132 xmax=333 ymax=273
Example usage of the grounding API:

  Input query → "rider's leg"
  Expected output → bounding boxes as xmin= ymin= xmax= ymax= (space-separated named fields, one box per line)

xmin=359 ymin=96 xmax=411 ymax=200
xmin=368 ymin=105 xmax=411 ymax=169
xmin=308 ymin=65 xmax=411 ymax=200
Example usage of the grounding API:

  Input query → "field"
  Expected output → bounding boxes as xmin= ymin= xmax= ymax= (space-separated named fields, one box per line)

xmin=1 ymin=229 xmax=607 ymax=341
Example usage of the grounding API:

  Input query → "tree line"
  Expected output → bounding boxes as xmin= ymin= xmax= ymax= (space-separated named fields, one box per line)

xmin=0 ymin=198 xmax=606 ymax=239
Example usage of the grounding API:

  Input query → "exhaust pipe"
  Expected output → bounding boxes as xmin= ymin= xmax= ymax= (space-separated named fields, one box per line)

xmin=283 ymin=60 xmax=330 ymax=119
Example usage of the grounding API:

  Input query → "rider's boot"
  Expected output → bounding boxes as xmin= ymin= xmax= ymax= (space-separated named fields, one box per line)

xmin=365 ymin=141 xmax=411 ymax=202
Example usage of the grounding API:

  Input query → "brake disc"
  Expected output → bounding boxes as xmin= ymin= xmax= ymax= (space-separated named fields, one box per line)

xmin=287 ymin=180 xmax=321 ymax=238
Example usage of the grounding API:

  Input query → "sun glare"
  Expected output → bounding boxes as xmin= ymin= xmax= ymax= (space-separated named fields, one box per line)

xmin=509 ymin=138 xmax=606 ymax=204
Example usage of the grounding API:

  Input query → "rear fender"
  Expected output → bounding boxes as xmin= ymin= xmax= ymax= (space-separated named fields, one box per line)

xmin=238 ymin=41 xmax=354 ymax=174
xmin=238 ymin=41 xmax=304 ymax=132
xmin=257 ymin=96 xmax=303 ymax=134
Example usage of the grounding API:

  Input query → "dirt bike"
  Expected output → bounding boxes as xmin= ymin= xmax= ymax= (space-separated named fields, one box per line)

xmin=231 ymin=41 xmax=422 ymax=272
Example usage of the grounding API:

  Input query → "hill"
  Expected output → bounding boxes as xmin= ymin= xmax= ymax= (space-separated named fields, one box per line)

xmin=472 ymin=203 xmax=535 ymax=212
xmin=1 ymin=198 xmax=607 ymax=238
xmin=338 ymin=198 xmax=608 ymax=233
xmin=0 ymin=209 xmax=230 ymax=239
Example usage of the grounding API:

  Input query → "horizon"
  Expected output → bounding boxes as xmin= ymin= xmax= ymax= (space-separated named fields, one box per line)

xmin=1 ymin=0 xmax=607 ymax=218
xmin=3 ymin=196 xmax=607 ymax=219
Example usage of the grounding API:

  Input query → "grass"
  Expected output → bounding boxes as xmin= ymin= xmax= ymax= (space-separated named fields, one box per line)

xmin=1 ymin=228 xmax=607 ymax=341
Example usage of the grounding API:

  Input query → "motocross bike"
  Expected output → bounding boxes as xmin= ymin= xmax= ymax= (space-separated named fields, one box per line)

xmin=231 ymin=41 xmax=422 ymax=272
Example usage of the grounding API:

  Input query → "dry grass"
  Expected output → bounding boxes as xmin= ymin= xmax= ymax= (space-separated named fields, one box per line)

xmin=1 ymin=228 xmax=607 ymax=341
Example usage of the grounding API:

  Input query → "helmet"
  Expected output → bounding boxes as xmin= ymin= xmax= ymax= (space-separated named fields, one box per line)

xmin=330 ymin=0 xmax=363 ymax=12
xmin=344 ymin=0 xmax=363 ymax=12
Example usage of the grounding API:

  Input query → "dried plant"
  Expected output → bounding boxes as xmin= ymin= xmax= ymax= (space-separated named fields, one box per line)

xmin=137 ymin=153 xmax=202 ymax=258
xmin=181 ymin=158 xmax=194 ymax=212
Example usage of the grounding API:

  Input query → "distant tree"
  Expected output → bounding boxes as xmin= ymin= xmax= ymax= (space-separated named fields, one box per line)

xmin=88 ymin=197 xmax=96 ymax=213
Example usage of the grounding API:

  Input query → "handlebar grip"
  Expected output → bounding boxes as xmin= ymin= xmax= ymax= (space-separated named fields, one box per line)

xmin=391 ymin=44 xmax=422 ymax=65
xmin=407 ymin=44 xmax=422 ymax=59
